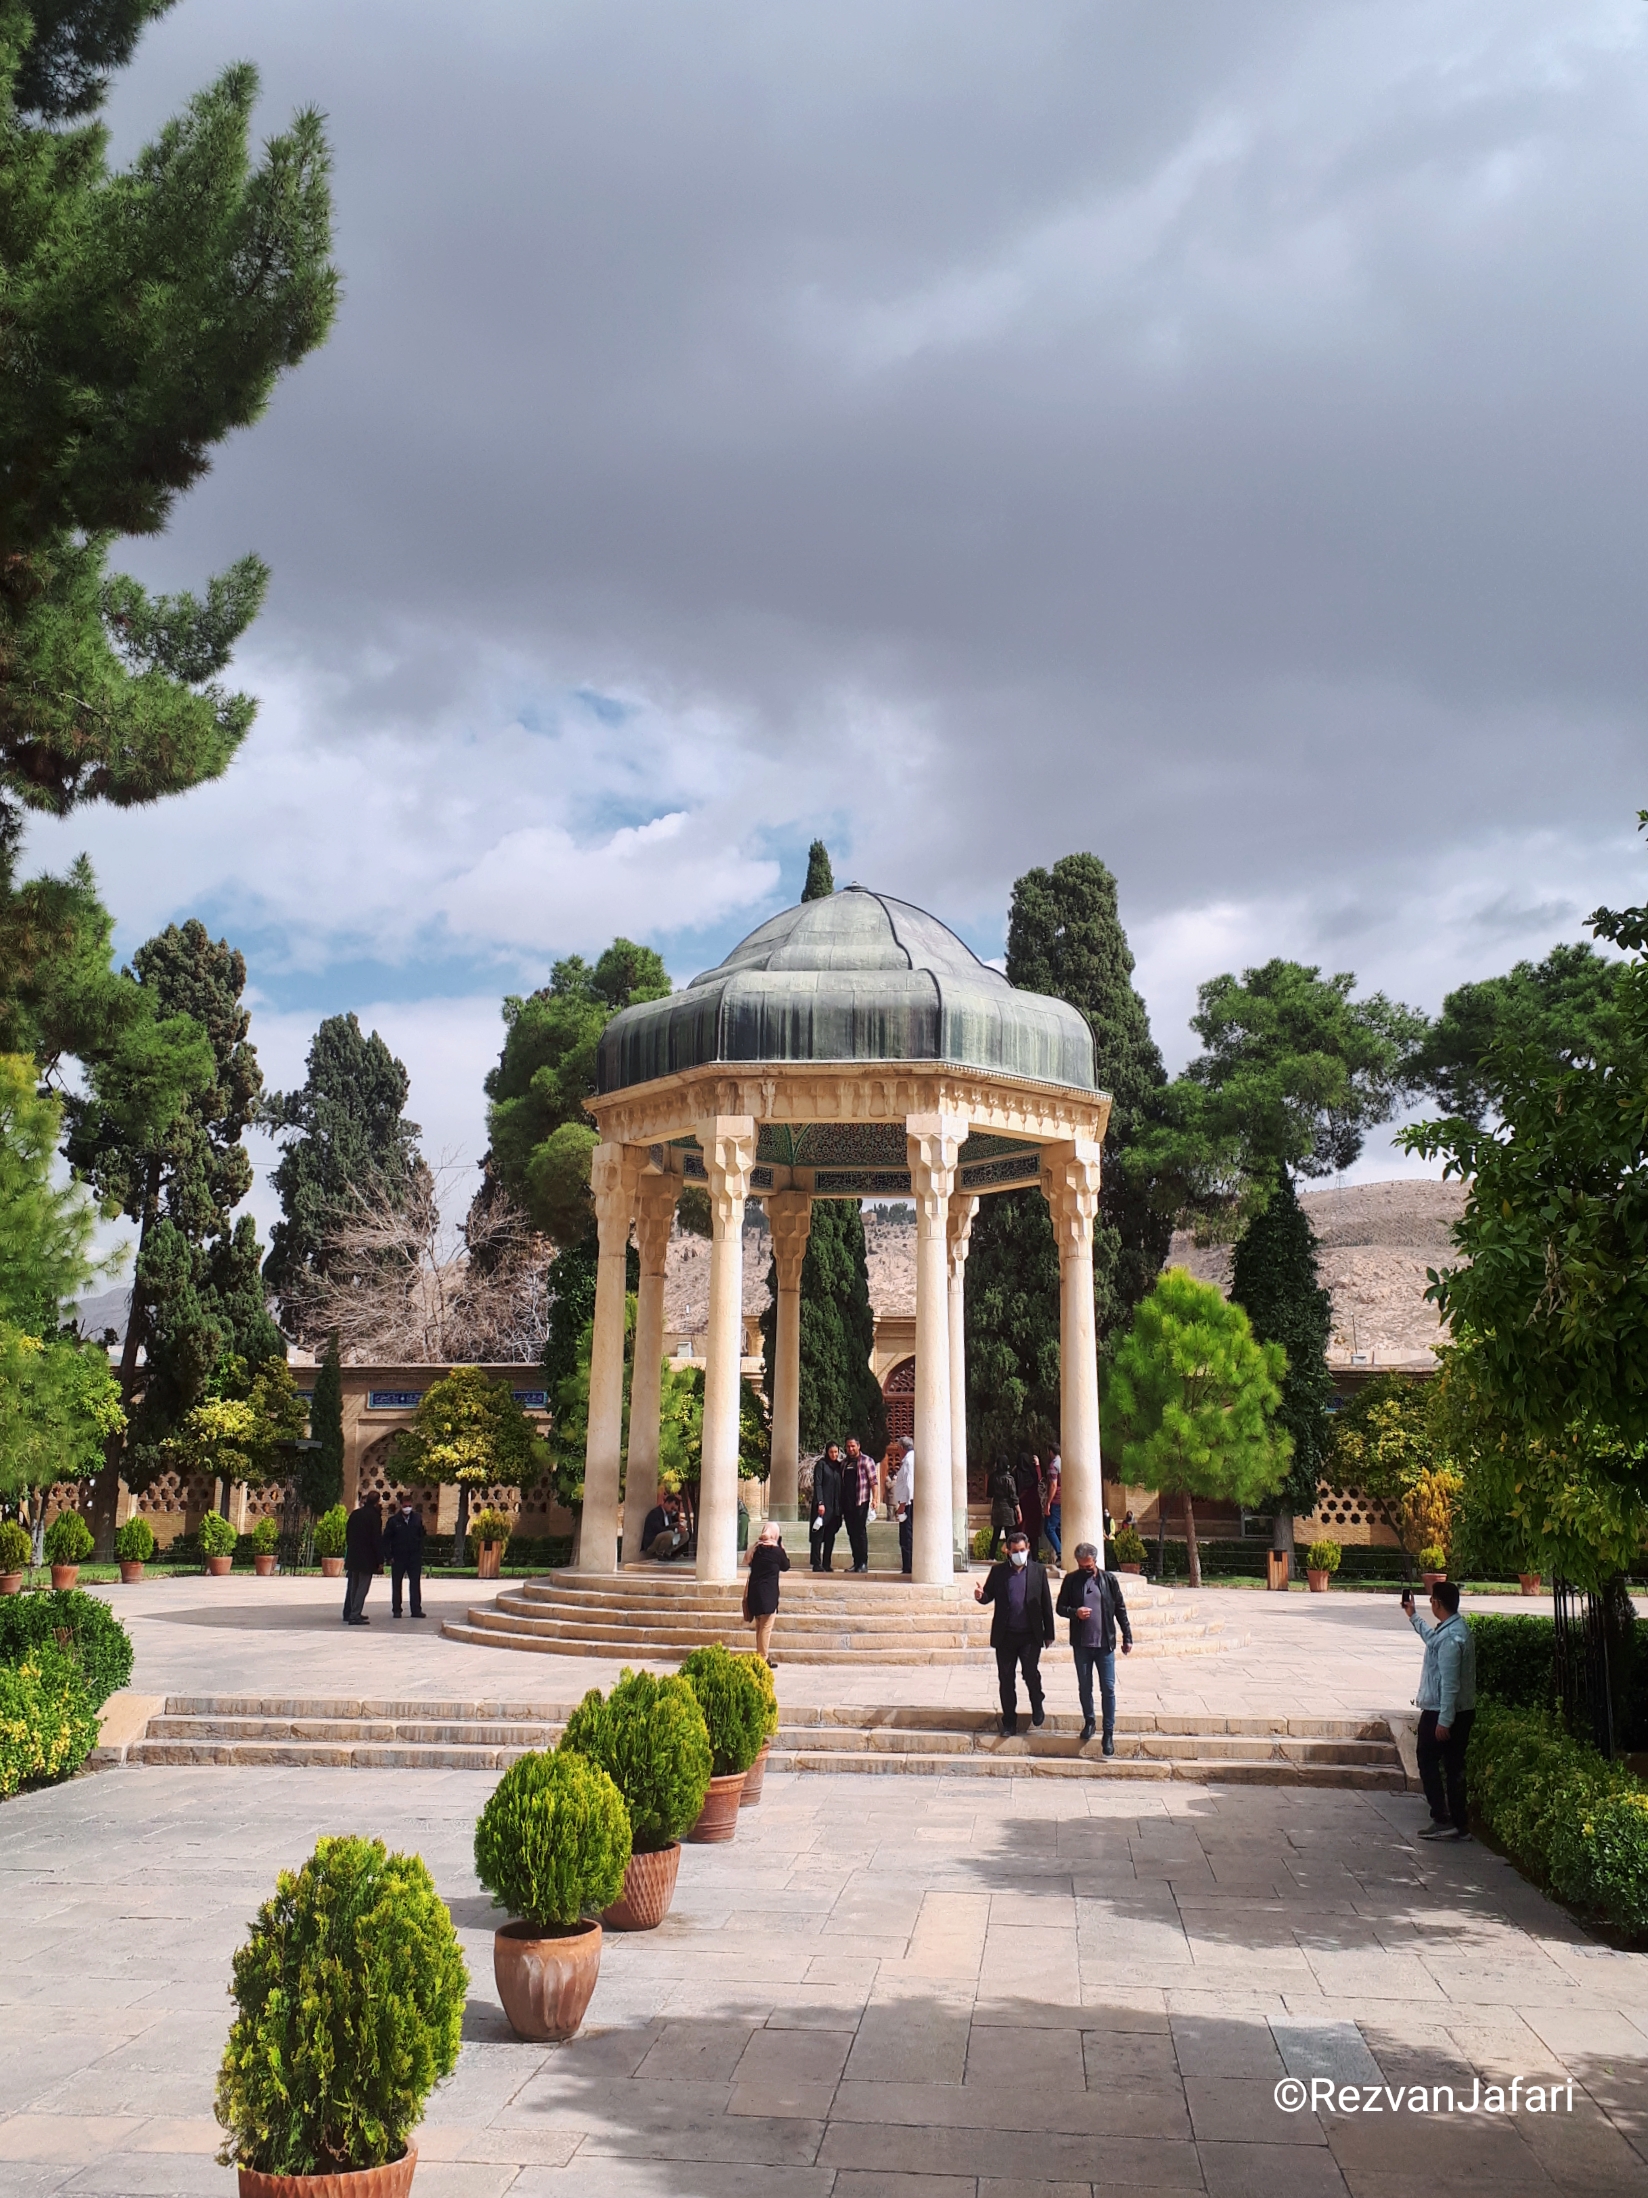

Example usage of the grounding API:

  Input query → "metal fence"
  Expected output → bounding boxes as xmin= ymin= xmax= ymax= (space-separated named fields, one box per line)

xmin=1552 ymin=1577 xmax=1616 ymax=1758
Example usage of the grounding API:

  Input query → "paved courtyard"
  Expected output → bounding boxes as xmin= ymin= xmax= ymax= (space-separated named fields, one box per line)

xmin=2 ymin=1758 xmax=1645 ymax=2198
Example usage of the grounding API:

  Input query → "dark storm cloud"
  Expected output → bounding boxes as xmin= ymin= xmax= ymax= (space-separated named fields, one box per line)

xmin=94 ymin=0 xmax=1646 ymax=945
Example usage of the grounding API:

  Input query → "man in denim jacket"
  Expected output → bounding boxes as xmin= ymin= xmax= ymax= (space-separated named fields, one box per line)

xmin=1402 ymin=1577 xmax=1477 ymax=1840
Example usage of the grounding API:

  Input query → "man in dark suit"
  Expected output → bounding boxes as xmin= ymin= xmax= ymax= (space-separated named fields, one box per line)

xmin=973 ymin=1530 xmax=1056 ymax=1736
xmin=810 ymin=1444 xmax=844 ymax=1571
xmin=1056 ymin=1540 xmax=1132 ymax=1751
xmin=382 ymin=1497 xmax=426 ymax=1618
xmin=342 ymin=1495 xmax=382 ymax=1626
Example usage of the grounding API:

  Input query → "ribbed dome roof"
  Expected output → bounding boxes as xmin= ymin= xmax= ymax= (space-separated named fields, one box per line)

xmin=595 ymin=886 xmax=1097 ymax=1094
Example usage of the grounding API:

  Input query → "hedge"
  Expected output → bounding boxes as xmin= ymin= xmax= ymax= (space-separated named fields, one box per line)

xmin=1467 ymin=1700 xmax=1648 ymax=1940
xmin=1467 ymin=1614 xmax=1554 ymax=1709
xmin=1140 ymin=1538 xmax=1412 ymax=1583
xmin=0 ymin=1587 xmax=133 ymax=1707
xmin=0 ymin=1645 xmax=100 ymax=1800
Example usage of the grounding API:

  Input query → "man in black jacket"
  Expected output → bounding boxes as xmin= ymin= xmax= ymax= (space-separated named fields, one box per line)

xmin=973 ymin=1531 xmax=1056 ymax=1735
xmin=342 ymin=1495 xmax=382 ymax=1626
xmin=1056 ymin=1540 xmax=1132 ymax=1751
xmin=382 ymin=1497 xmax=426 ymax=1618
xmin=810 ymin=1444 xmax=844 ymax=1572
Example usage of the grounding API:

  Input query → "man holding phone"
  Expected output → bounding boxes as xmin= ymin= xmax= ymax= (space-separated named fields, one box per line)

xmin=1401 ymin=1578 xmax=1477 ymax=1840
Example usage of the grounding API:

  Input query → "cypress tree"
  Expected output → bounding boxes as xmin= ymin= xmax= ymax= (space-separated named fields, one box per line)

xmin=761 ymin=1200 xmax=885 ymax=1454
xmin=303 ymin=1331 xmax=345 ymax=1517
xmin=1228 ymin=1170 xmax=1334 ymax=1557
xmin=802 ymin=840 xmax=835 ymax=901
xmin=966 ymin=854 xmax=1170 ymax=1462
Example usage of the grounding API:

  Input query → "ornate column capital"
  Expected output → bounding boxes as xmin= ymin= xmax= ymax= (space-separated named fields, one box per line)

xmin=695 ymin=1116 xmax=757 ymax=1238
xmin=590 ymin=1142 xmax=642 ymax=1254
xmin=633 ymin=1169 xmax=681 ymax=1278
xmin=906 ymin=1111 xmax=968 ymax=1229
xmin=946 ymin=1193 xmax=980 ymax=1280
xmin=766 ymin=1189 xmax=813 ymax=1295
xmin=1040 ymin=1137 xmax=1102 ymax=1255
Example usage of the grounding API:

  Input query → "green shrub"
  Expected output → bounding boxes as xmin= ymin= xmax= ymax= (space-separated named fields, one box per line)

xmin=214 ymin=1835 xmax=466 ymax=2176
xmin=469 ymin=1507 xmax=512 ymax=1545
xmin=1468 ymin=1701 xmax=1647 ymax=1937
xmin=1559 ymin=1791 xmax=1648 ymax=1931
xmin=678 ymin=1642 xmax=769 ymax=1775
xmin=1113 ymin=1525 xmax=1147 ymax=1566
xmin=249 ymin=1516 xmax=281 ymax=1555
xmin=311 ymin=1504 xmax=348 ymax=1558
xmin=198 ymin=1511 xmax=237 ymax=1558
xmin=1418 ymin=1544 xmax=1446 ymax=1572
xmin=560 ymin=1670 xmax=713 ymax=1852
xmin=1468 ymin=1615 xmax=1554 ymax=1708
xmin=43 ymin=1512 xmax=93 ymax=1566
xmin=473 ymin=1748 xmax=631 ymax=1929
xmin=739 ymin=1648 xmax=779 ymax=1740
xmin=0 ymin=1587 xmax=133 ymax=1705
xmin=0 ymin=1520 xmax=31 ymax=1573
xmin=0 ymin=1645 xmax=100 ymax=1798
xmin=969 ymin=1527 xmax=994 ymax=1560
xmin=113 ymin=1517 xmax=156 ymax=1563
xmin=1304 ymin=1540 xmax=1342 ymax=1574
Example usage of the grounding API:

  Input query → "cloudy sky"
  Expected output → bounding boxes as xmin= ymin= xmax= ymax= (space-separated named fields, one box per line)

xmin=27 ymin=0 xmax=1648 ymax=1242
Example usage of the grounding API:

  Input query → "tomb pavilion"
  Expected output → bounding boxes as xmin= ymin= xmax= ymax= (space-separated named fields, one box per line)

xmin=581 ymin=884 xmax=1112 ymax=1588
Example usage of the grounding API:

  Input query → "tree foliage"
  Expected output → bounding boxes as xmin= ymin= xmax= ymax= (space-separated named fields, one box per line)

xmin=262 ymin=1013 xmax=425 ymax=1337
xmin=760 ymin=1198 xmax=885 ymax=1453
xmin=966 ymin=853 xmax=1170 ymax=1458
xmin=801 ymin=839 xmax=835 ymax=901
xmin=1228 ymin=1169 xmax=1333 ymax=1529
xmin=1402 ymin=817 xmax=1648 ymax=1454
xmin=170 ymin=1353 xmax=307 ymax=1495
xmin=1410 ymin=942 xmax=1625 ymax=1128
xmin=392 ymin=1366 xmax=548 ymax=1496
xmin=483 ymin=942 xmax=669 ymax=1246
xmin=0 ymin=3 xmax=337 ymax=826
xmin=301 ymin=1332 xmax=344 ymax=1517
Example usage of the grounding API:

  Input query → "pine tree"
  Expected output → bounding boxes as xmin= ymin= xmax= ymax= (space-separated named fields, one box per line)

xmin=760 ymin=1200 xmax=886 ymax=1454
xmin=966 ymin=853 xmax=1170 ymax=1461
xmin=0 ymin=2 xmax=337 ymax=828
xmin=64 ymin=919 xmax=280 ymax=1542
xmin=802 ymin=840 xmax=835 ymax=901
xmin=262 ymin=1014 xmax=425 ymax=1334
xmin=1229 ymin=1170 xmax=1333 ymax=1557
xmin=302 ymin=1331 xmax=345 ymax=1517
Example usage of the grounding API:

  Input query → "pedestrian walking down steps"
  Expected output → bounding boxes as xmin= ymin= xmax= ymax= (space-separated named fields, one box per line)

xmin=1055 ymin=1541 xmax=1132 ymax=1751
xmin=974 ymin=1531 xmax=1056 ymax=1735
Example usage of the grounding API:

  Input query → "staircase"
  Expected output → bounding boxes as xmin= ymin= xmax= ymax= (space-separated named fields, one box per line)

xmin=115 ymin=1695 xmax=1404 ymax=1788
xmin=441 ymin=1567 xmax=1238 ymax=1666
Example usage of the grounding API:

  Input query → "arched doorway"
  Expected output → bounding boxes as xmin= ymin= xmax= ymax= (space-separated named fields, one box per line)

xmin=882 ymin=1356 xmax=915 ymax=1446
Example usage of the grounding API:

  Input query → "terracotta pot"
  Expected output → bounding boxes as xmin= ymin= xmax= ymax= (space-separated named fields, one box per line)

xmin=602 ymin=1841 xmax=682 ymax=1930
xmin=0 ymin=1571 xmax=22 ymax=1595
xmin=476 ymin=1542 xmax=502 ymax=1580
xmin=1519 ymin=1573 xmax=1542 ymax=1596
xmin=50 ymin=1564 xmax=80 ymax=1591
xmin=740 ymin=1742 xmax=772 ymax=1806
xmin=205 ymin=1554 xmax=233 ymax=1576
xmin=1118 ymin=1562 xmax=1142 ymax=1575
xmin=119 ymin=1560 xmax=145 ymax=1584
xmin=254 ymin=1553 xmax=277 ymax=1577
xmin=1422 ymin=1570 xmax=1446 ymax=1589
xmin=686 ymin=1770 xmax=746 ymax=1844
xmin=1306 ymin=1569 xmax=1330 ymax=1593
xmin=236 ymin=2144 xmax=416 ymax=2197
xmin=493 ymin=1918 xmax=601 ymax=2041
xmin=320 ymin=1555 xmax=344 ymax=1578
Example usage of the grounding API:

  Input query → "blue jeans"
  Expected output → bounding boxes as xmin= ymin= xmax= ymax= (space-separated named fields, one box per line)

xmin=1072 ymin=1645 xmax=1115 ymax=1736
xmin=1045 ymin=1502 xmax=1062 ymax=1561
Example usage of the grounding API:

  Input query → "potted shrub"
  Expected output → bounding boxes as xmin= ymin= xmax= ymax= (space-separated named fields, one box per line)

xmin=199 ymin=1509 xmax=237 ymax=1575
xmin=560 ymin=1670 xmax=712 ymax=1929
xmin=44 ymin=1510 xmax=93 ymax=1590
xmin=1518 ymin=1570 xmax=1542 ymax=1597
xmin=1419 ymin=1544 xmax=1447 ymax=1588
xmin=249 ymin=1516 xmax=281 ymax=1577
xmin=0 ymin=1519 xmax=30 ymax=1594
xmin=1304 ymin=1539 xmax=1341 ymax=1593
xmin=473 ymin=1749 xmax=630 ymax=2040
xmin=469 ymin=1506 xmax=512 ymax=1581
xmin=215 ymin=1834 xmax=466 ymax=2195
xmin=113 ymin=1517 xmax=155 ymax=1583
xmin=1112 ymin=1525 xmax=1147 ymax=1576
xmin=313 ymin=1504 xmax=348 ymax=1578
xmin=738 ymin=1651 xmax=780 ymax=1806
xmin=678 ymin=1643 xmax=768 ymax=1841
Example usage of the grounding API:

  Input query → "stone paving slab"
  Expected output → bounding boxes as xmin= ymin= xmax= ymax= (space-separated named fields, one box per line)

xmin=0 ymin=1766 xmax=1644 ymax=2195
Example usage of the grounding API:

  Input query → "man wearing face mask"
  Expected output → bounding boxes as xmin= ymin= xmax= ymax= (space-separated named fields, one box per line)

xmin=1056 ymin=1540 xmax=1132 ymax=1751
xmin=973 ymin=1530 xmax=1056 ymax=1737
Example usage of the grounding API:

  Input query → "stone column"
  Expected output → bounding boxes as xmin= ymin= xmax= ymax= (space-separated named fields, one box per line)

xmin=907 ymin=1113 xmax=967 ymax=1586
xmin=626 ymin=1170 xmax=681 ymax=1510
xmin=765 ymin=1191 xmax=813 ymax=1520
xmin=696 ymin=1116 xmax=756 ymax=1582
xmin=579 ymin=1141 xmax=639 ymax=1574
xmin=1042 ymin=1138 xmax=1105 ymax=1561
xmin=947 ymin=1195 xmax=979 ymax=1566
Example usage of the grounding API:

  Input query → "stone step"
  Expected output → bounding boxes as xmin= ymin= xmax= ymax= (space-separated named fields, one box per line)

xmin=769 ymin=1749 xmax=1407 ymax=1788
xmin=772 ymin=1724 xmax=1398 ymax=1767
xmin=144 ymin=1715 xmax=563 ymax=1747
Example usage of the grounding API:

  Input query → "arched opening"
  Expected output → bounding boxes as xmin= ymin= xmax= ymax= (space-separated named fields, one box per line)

xmin=881 ymin=1355 xmax=915 ymax=1446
